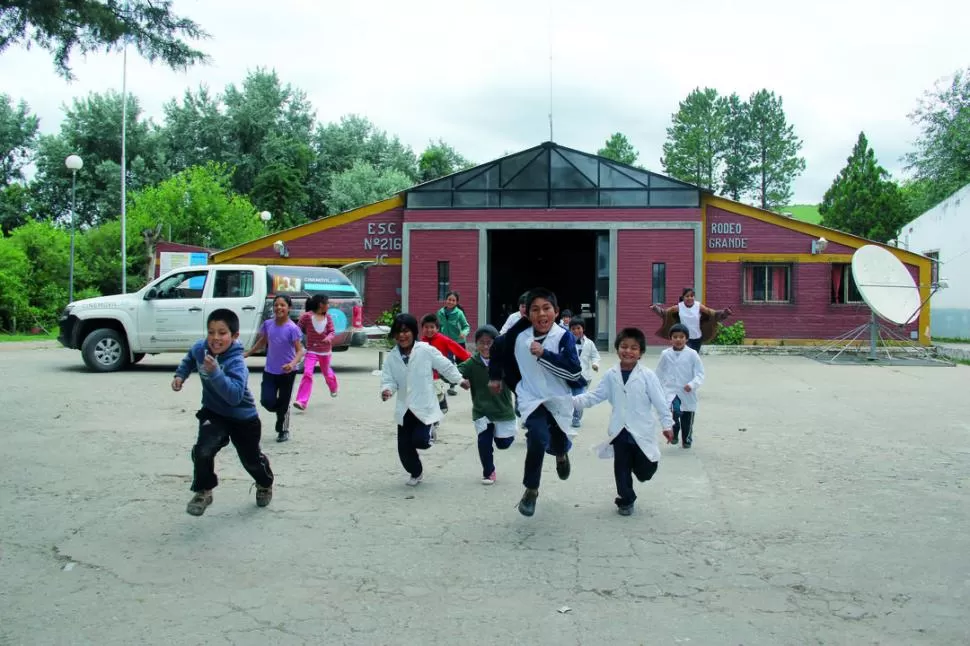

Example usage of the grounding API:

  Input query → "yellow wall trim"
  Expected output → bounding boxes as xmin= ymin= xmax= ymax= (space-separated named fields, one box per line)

xmin=212 ymin=195 xmax=405 ymax=263
xmin=706 ymin=253 xmax=855 ymax=264
xmin=220 ymin=257 xmax=402 ymax=266
xmin=740 ymin=338 xmax=926 ymax=347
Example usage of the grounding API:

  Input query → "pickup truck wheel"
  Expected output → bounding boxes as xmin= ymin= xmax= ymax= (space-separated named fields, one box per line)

xmin=131 ymin=353 xmax=146 ymax=364
xmin=81 ymin=329 xmax=130 ymax=372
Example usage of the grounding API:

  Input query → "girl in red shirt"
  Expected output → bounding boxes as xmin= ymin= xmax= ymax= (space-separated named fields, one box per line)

xmin=294 ymin=295 xmax=339 ymax=410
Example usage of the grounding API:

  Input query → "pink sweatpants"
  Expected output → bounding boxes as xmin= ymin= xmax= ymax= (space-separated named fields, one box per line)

xmin=295 ymin=352 xmax=338 ymax=407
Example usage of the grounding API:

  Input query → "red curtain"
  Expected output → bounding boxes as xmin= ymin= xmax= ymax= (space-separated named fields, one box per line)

xmin=744 ymin=266 xmax=755 ymax=301
xmin=831 ymin=265 xmax=843 ymax=303
xmin=770 ymin=266 xmax=787 ymax=301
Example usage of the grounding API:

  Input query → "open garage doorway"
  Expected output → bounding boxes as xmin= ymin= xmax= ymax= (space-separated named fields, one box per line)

xmin=487 ymin=229 xmax=609 ymax=347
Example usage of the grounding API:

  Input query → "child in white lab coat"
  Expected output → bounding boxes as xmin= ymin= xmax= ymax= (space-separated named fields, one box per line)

xmin=568 ymin=317 xmax=601 ymax=428
xmin=655 ymin=323 xmax=705 ymax=448
xmin=573 ymin=327 xmax=673 ymax=516
xmin=380 ymin=313 xmax=464 ymax=486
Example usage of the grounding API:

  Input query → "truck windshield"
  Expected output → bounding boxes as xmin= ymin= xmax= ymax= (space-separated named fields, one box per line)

xmin=265 ymin=267 xmax=360 ymax=300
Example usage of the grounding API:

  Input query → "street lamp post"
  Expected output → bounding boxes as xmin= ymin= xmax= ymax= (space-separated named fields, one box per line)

xmin=65 ymin=154 xmax=83 ymax=303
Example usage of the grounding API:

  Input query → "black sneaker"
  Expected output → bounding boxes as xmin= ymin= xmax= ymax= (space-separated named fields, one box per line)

xmin=277 ymin=431 xmax=290 ymax=443
xmin=447 ymin=387 xmax=458 ymax=396
xmin=255 ymin=484 xmax=272 ymax=507
xmin=518 ymin=488 xmax=539 ymax=517
xmin=556 ymin=454 xmax=571 ymax=480
xmin=682 ymin=442 xmax=691 ymax=449
xmin=617 ymin=503 xmax=634 ymax=516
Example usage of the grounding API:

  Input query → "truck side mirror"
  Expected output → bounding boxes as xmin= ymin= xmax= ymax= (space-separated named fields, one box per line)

xmin=145 ymin=288 xmax=158 ymax=300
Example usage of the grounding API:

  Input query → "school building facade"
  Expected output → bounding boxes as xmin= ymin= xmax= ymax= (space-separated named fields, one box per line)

xmin=212 ymin=142 xmax=932 ymax=347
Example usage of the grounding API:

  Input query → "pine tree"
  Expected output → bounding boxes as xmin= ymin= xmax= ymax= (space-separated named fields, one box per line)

xmin=819 ymin=132 xmax=909 ymax=243
xmin=597 ymin=133 xmax=639 ymax=166
xmin=720 ymin=93 xmax=756 ymax=201
xmin=660 ymin=87 xmax=725 ymax=189
xmin=747 ymin=90 xmax=806 ymax=209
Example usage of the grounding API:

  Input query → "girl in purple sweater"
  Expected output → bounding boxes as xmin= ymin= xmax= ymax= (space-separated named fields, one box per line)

xmin=294 ymin=294 xmax=339 ymax=410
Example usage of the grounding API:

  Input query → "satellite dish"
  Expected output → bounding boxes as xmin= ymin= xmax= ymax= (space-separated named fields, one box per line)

xmin=851 ymin=245 xmax=921 ymax=325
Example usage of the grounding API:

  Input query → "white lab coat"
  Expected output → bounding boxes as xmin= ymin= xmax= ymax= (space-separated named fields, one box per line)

xmin=575 ymin=335 xmax=601 ymax=383
xmin=655 ymin=347 xmax=705 ymax=411
xmin=514 ymin=325 xmax=577 ymax=436
xmin=573 ymin=363 xmax=674 ymax=461
xmin=499 ymin=311 xmax=523 ymax=335
xmin=380 ymin=342 xmax=463 ymax=426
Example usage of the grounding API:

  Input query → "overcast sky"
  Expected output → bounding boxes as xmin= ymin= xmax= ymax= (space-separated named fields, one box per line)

xmin=2 ymin=0 xmax=967 ymax=204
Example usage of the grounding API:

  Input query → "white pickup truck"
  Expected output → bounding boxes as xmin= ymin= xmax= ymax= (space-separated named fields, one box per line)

xmin=58 ymin=264 xmax=366 ymax=372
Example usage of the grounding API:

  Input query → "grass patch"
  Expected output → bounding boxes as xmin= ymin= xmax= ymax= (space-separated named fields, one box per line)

xmin=780 ymin=204 xmax=821 ymax=224
xmin=933 ymin=336 xmax=970 ymax=344
xmin=0 ymin=331 xmax=58 ymax=343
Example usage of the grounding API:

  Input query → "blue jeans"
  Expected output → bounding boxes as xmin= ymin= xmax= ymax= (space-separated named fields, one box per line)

xmin=397 ymin=409 xmax=432 ymax=478
xmin=571 ymin=385 xmax=586 ymax=424
xmin=523 ymin=405 xmax=572 ymax=489
xmin=478 ymin=423 xmax=515 ymax=478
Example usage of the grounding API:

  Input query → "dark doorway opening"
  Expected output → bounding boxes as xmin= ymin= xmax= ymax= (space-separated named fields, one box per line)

xmin=488 ymin=229 xmax=599 ymax=332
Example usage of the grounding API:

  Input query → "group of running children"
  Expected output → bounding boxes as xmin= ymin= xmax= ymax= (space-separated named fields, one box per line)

xmin=171 ymin=287 xmax=705 ymax=519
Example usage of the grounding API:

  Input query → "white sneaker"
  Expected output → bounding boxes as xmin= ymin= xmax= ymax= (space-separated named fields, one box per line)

xmin=430 ymin=423 xmax=439 ymax=442
xmin=406 ymin=474 xmax=423 ymax=486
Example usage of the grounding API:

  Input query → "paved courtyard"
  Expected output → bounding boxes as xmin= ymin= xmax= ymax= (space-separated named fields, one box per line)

xmin=0 ymin=342 xmax=968 ymax=645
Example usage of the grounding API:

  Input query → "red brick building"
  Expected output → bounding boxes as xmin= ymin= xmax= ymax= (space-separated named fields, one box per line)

xmin=212 ymin=142 xmax=932 ymax=346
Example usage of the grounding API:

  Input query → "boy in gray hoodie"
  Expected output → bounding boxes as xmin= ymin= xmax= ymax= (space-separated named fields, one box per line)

xmin=172 ymin=309 xmax=274 ymax=516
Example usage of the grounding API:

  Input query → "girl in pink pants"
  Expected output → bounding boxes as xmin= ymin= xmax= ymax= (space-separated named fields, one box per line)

xmin=294 ymin=295 xmax=339 ymax=410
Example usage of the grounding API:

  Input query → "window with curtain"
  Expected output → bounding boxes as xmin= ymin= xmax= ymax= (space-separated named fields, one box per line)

xmin=651 ymin=263 xmax=666 ymax=305
xmin=437 ymin=261 xmax=450 ymax=300
xmin=925 ymin=251 xmax=940 ymax=285
xmin=830 ymin=264 xmax=862 ymax=304
xmin=743 ymin=264 xmax=791 ymax=303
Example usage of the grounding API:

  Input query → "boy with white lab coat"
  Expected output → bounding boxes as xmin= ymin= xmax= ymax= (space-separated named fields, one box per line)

xmin=568 ymin=317 xmax=601 ymax=428
xmin=380 ymin=313 xmax=463 ymax=486
xmin=655 ymin=323 xmax=705 ymax=449
xmin=573 ymin=327 xmax=673 ymax=516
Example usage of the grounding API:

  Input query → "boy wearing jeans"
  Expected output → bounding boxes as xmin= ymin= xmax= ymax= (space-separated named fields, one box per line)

xmin=172 ymin=309 xmax=274 ymax=516
xmin=489 ymin=288 xmax=585 ymax=517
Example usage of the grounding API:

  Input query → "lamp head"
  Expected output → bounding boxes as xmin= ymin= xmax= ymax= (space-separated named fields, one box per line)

xmin=65 ymin=155 xmax=83 ymax=171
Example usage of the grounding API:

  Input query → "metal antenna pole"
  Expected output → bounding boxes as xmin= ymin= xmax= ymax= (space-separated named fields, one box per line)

xmin=547 ymin=0 xmax=554 ymax=142
xmin=868 ymin=311 xmax=878 ymax=361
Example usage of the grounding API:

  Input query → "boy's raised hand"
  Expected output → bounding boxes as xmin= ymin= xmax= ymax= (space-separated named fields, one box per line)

xmin=684 ymin=384 xmax=692 ymax=393
xmin=171 ymin=376 xmax=183 ymax=392
xmin=488 ymin=379 xmax=503 ymax=394
xmin=202 ymin=353 xmax=218 ymax=374
xmin=460 ymin=379 xmax=471 ymax=391
xmin=381 ymin=389 xmax=393 ymax=401
xmin=529 ymin=341 xmax=543 ymax=357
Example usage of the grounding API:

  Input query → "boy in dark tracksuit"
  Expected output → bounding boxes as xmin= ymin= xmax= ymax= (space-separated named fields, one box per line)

xmin=459 ymin=325 xmax=517 ymax=484
xmin=489 ymin=287 xmax=586 ymax=517
xmin=172 ymin=308 xmax=274 ymax=516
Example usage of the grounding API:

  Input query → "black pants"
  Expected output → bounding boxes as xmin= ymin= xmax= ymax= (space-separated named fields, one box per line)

xmin=612 ymin=429 xmax=658 ymax=507
xmin=478 ymin=423 xmax=515 ymax=478
xmin=671 ymin=396 xmax=695 ymax=447
xmin=523 ymin=405 xmax=572 ymax=489
xmin=190 ymin=408 xmax=273 ymax=492
xmin=397 ymin=409 xmax=432 ymax=478
xmin=260 ymin=371 xmax=296 ymax=433
xmin=687 ymin=338 xmax=702 ymax=353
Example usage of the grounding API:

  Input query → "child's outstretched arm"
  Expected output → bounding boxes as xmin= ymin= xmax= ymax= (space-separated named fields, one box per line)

xmin=535 ymin=332 xmax=583 ymax=383
xmin=589 ymin=340 xmax=602 ymax=371
xmin=431 ymin=346 xmax=464 ymax=385
xmin=687 ymin=353 xmax=705 ymax=392
xmin=458 ymin=310 xmax=471 ymax=340
xmin=440 ymin=334 xmax=471 ymax=362
xmin=380 ymin=355 xmax=398 ymax=401
xmin=172 ymin=348 xmax=198 ymax=391
xmin=244 ymin=333 xmax=266 ymax=358
xmin=645 ymin=370 xmax=675 ymax=430
xmin=573 ymin=375 xmax=611 ymax=410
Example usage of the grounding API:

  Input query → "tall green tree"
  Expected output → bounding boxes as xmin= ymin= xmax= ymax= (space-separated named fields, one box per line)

xmin=660 ymin=88 xmax=725 ymax=189
xmin=417 ymin=139 xmax=471 ymax=183
xmin=598 ymin=132 xmax=639 ymax=166
xmin=30 ymin=90 xmax=164 ymax=226
xmin=159 ymin=85 xmax=230 ymax=172
xmin=747 ymin=89 xmax=805 ymax=209
xmin=0 ymin=0 xmax=208 ymax=79
xmin=326 ymin=161 xmax=412 ymax=215
xmin=720 ymin=93 xmax=756 ymax=201
xmin=904 ymin=68 xmax=970 ymax=209
xmin=819 ymin=132 xmax=908 ymax=243
xmin=0 ymin=94 xmax=39 ymax=185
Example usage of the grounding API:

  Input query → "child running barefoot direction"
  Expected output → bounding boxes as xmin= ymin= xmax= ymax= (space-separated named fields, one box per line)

xmin=489 ymin=288 xmax=585 ymax=517
xmin=656 ymin=323 xmax=705 ymax=448
xmin=245 ymin=295 xmax=305 ymax=442
xmin=381 ymin=314 xmax=464 ymax=486
xmin=573 ymin=327 xmax=673 ymax=516
xmin=458 ymin=325 xmax=516 ymax=485
xmin=294 ymin=294 xmax=339 ymax=410
xmin=173 ymin=309 xmax=274 ymax=516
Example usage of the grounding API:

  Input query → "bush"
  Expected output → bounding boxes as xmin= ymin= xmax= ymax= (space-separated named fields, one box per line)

xmin=713 ymin=320 xmax=746 ymax=345
xmin=375 ymin=303 xmax=401 ymax=327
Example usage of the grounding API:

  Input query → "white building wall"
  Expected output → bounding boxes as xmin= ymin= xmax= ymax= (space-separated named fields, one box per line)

xmin=898 ymin=184 xmax=970 ymax=339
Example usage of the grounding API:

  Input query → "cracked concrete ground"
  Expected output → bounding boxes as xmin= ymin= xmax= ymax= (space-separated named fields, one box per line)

xmin=0 ymin=343 xmax=968 ymax=645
